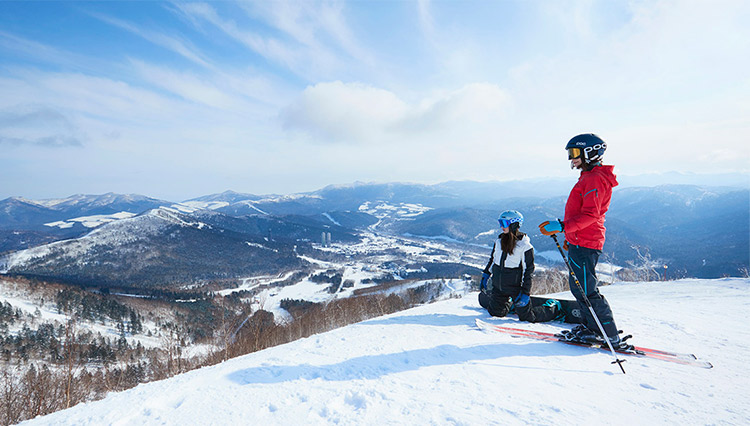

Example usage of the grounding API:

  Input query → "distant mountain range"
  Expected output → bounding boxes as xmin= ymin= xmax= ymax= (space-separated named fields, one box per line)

xmin=1 ymin=177 xmax=748 ymax=287
xmin=0 ymin=206 xmax=362 ymax=290
xmin=0 ymin=193 xmax=170 ymax=232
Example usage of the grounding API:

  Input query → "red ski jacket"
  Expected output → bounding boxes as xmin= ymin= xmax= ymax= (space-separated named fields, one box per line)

xmin=563 ymin=165 xmax=618 ymax=251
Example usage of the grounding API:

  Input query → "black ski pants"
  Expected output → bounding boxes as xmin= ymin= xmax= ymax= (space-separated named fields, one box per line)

xmin=514 ymin=299 xmax=560 ymax=323
xmin=567 ymin=244 xmax=618 ymax=337
xmin=478 ymin=288 xmax=513 ymax=318
xmin=478 ymin=290 xmax=560 ymax=323
xmin=478 ymin=264 xmax=560 ymax=323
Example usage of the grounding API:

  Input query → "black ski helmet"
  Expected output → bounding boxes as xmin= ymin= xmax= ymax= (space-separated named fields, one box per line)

xmin=566 ymin=133 xmax=606 ymax=163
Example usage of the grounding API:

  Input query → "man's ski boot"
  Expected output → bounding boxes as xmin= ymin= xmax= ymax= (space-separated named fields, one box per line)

xmin=556 ymin=324 xmax=597 ymax=342
xmin=607 ymin=334 xmax=635 ymax=352
xmin=557 ymin=326 xmax=635 ymax=351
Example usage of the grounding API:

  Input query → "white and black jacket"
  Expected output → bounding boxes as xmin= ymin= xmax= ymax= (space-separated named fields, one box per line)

xmin=483 ymin=234 xmax=535 ymax=295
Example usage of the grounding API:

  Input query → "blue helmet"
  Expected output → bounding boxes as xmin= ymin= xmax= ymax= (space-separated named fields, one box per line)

xmin=498 ymin=210 xmax=523 ymax=229
xmin=566 ymin=133 xmax=606 ymax=163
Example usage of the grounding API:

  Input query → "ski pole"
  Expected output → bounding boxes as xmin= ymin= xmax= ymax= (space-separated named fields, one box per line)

xmin=551 ymin=234 xmax=627 ymax=374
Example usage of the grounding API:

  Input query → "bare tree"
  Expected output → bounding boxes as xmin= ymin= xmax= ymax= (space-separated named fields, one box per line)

xmin=160 ymin=323 xmax=185 ymax=377
xmin=624 ymin=245 xmax=661 ymax=281
xmin=1 ymin=367 xmax=22 ymax=426
xmin=63 ymin=317 xmax=80 ymax=409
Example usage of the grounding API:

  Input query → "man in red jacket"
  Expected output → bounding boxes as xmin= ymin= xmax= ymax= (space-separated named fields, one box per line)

xmin=539 ymin=134 xmax=626 ymax=348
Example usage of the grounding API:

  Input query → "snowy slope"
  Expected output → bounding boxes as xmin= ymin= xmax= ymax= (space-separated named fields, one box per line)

xmin=44 ymin=211 xmax=137 ymax=229
xmin=24 ymin=278 xmax=750 ymax=425
xmin=1 ymin=207 xmax=206 ymax=272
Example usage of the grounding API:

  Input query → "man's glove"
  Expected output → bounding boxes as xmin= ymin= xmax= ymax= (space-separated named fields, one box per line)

xmin=539 ymin=220 xmax=564 ymax=236
xmin=563 ymin=240 xmax=569 ymax=251
xmin=514 ymin=293 xmax=530 ymax=308
xmin=480 ymin=272 xmax=490 ymax=290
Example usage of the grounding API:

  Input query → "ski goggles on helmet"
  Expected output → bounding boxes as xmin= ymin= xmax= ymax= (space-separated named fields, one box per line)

xmin=498 ymin=219 xmax=515 ymax=228
xmin=567 ymin=148 xmax=582 ymax=160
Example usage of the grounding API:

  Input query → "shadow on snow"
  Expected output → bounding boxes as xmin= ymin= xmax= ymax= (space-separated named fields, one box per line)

xmin=228 ymin=313 xmax=583 ymax=385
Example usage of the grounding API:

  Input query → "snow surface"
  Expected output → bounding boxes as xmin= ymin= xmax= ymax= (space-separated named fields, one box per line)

xmin=321 ymin=212 xmax=341 ymax=226
xmin=44 ymin=212 xmax=137 ymax=229
xmin=23 ymin=278 xmax=750 ymax=425
xmin=170 ymin=201 xmax=229 ymax=213
xmin=358 ymin=201 xmax=432 ymax=218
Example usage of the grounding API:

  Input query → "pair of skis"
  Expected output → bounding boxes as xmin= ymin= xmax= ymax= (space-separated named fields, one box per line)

xmin=475 ymin=319 xmax=713 ymax=369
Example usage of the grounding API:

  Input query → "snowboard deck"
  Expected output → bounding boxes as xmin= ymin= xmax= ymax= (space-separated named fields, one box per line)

xmin=528 ymin=296 xmax=583 ymax=324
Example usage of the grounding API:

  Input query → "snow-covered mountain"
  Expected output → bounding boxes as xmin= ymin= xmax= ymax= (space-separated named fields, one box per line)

xmin=0 ymin=197 xmax=63 ymax=230
xmin=2 ymin=181 xmax=748 ymax=280
xmin=33 ymin=192 xmax=167 ymax=212
xmin=44 ymin=211 xmax=137 ymax=229
xmin=384 ymin=185 xmax=749 ymax=278
xmin=1 ymin=207 xmax=313 ymax=289
xmin=23 ymin=278 xmax=750 ymax=425
xmin=185 ymin=190 xmax=263 ymax=204
xmin=0 ymin=193 xmax=171 ymax=231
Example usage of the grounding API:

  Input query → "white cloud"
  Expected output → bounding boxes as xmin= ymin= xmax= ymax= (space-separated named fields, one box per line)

xmin=280 ymin=81 xmax=407 ymax=143
xmin=281 ymin=81 xmax=511 ymax=144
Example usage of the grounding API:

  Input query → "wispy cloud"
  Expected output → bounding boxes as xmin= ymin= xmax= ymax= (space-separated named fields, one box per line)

xmin=174 ymin=1 xmax=372 ymax=81
xmin=130 ymin=60 xmax=252 ymax=112
xmin=0 ymin=31 xmax=103 ymax=73
xmin=88 ymin=12 xmax=215 ymax=70
xmin=0 ymin=105 xmax=71 ymax=128
xmin=0 ymin=105 xmax=84 ymax=148
xmin=173 ymin=3 xmax=301 ymax=69
xmin=0 ymin=135 xmax=83 ymax=148
xmin=244 ymin=1 xmax=373 ymax=65
xmin=416 ymin=0 xmax=436 ymax=43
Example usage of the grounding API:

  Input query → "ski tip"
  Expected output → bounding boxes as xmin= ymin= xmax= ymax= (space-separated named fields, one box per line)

xmin=475 ymin=318 xmax=495 ymax=330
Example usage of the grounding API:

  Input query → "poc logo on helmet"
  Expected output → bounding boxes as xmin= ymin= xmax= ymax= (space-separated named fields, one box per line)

xmin=584 ymin=142 xmax=606 ymax=154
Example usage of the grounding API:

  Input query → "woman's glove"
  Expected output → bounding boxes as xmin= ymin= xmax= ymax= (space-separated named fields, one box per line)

xmin=480 ymin=272 xmax=490 ymax=290
xmin=514 ymin=293 xmax=530 ymax=307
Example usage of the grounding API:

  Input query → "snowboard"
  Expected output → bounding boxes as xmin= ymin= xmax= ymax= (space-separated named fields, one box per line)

xmin=529 ymin=296 xmax=583 ymax=324
xmin=506 ymin=296 xmax=584 ymax=324
xmin=480 ymin=291 xmax=584 ymax=324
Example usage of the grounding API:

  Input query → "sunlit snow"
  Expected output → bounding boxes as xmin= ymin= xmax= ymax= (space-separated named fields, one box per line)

xmin=24 ymin=278 xmax=750 ymax=425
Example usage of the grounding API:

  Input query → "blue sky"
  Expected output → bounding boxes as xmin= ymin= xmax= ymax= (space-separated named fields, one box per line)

xmin=1 ymin=0 xmax=748 ymax=201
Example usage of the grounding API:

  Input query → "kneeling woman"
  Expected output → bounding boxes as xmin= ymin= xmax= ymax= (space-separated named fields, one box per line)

xmin=478 ymin=210 xmax=558 ymax=323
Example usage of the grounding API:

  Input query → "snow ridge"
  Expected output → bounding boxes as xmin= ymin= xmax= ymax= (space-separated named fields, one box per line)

xmin=24 ymin=278 xmax=750 ymax=425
